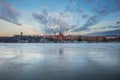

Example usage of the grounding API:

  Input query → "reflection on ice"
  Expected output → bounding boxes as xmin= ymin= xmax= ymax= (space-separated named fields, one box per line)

xmin=0 ymin=43 xmax=120 ymax=80
xmin=59 ymin=48 xmax=64 ymax=55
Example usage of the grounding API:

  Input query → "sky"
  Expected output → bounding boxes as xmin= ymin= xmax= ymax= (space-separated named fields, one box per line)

xmin=0 ymin=0 xmax=120 ymax=36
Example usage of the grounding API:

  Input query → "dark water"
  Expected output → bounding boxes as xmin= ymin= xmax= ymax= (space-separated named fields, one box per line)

xmin=0 ymin=43 xmax=120 ymax=80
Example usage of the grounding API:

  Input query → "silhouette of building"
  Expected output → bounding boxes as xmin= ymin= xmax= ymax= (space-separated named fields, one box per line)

xmin=21 ymin=32 xmax=23 ymax=37
xmin=56 ymin=32 xmax=64 ymax=41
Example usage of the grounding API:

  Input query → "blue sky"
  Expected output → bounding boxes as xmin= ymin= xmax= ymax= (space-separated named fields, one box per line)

xmin=0 ymin=0 xmax=120 ymax=35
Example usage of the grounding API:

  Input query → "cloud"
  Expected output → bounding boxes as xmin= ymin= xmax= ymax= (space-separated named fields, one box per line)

xmin=0 ymin=1 xmax=21 ymax=25
xmin=77 ymin=11 xmax=105 ymax=31
xmin=0 ymin=19 xmax=42 ymax=36
xmin=117 ymin=21 xmax=120 ymax=24
xmin=1 ymin=0 xmax=118 ymax=34
xmin=81 ymin=13 xmax=89 ymax=18
xmin=97 ymin=8 xmax=108 ymax=15
xmin=81 ymin=15 xmax=100 ymax=30
xmin=76 ymin=7 xmax=83 ymax=13
xmin=75 ymin=1 xmax=120 ymax=31
xmin=32 ymin=11 xmax=75 ymax=34
xmin=65 ymin=0 xmax=77 ymax=12
xmin=65 ymin=5 xmax=71 ymax=11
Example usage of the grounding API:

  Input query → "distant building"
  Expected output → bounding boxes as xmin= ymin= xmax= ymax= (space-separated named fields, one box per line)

xmin=21 ymin=32 xmax=23 ymax=37
xmin=106 ymin=35 xmax=119 ymax=39
xmin=56 ymin=32 xmax=64 ymax=41
xmin=65 ymin=35 xmax=80 ymax=41
xmin=81 ymin=36 xmax=106 ymax=42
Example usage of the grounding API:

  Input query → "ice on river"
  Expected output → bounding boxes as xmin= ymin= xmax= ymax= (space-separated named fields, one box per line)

xmin=0 ymin=43 xmax=120 ymax=80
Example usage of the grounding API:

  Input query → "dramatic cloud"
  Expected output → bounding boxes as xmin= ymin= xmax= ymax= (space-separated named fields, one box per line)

xmin=32 ymin=0 xmax=120 ymax=33
xmin=73 ymin=14 xmax=100 ymax=31
xmin=1 ymin=0 xmax=119 ymax=35
xmin=82 ymin=15 xmax=100 ymax=30
xmin=75 ymin=1 xmax=120 ymax=31
xmin=32 ymin=11 xmax=75 ymax=34
xmin=0 ymin=1 xmax=20 ymax=25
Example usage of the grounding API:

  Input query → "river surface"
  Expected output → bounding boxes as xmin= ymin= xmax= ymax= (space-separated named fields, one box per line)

xmin=0 ymin=43 xmax=120 ymax=80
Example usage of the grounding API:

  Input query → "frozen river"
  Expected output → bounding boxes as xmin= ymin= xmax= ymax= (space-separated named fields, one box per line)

xmin=0 ymin=43 xmax=120 ymax=80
